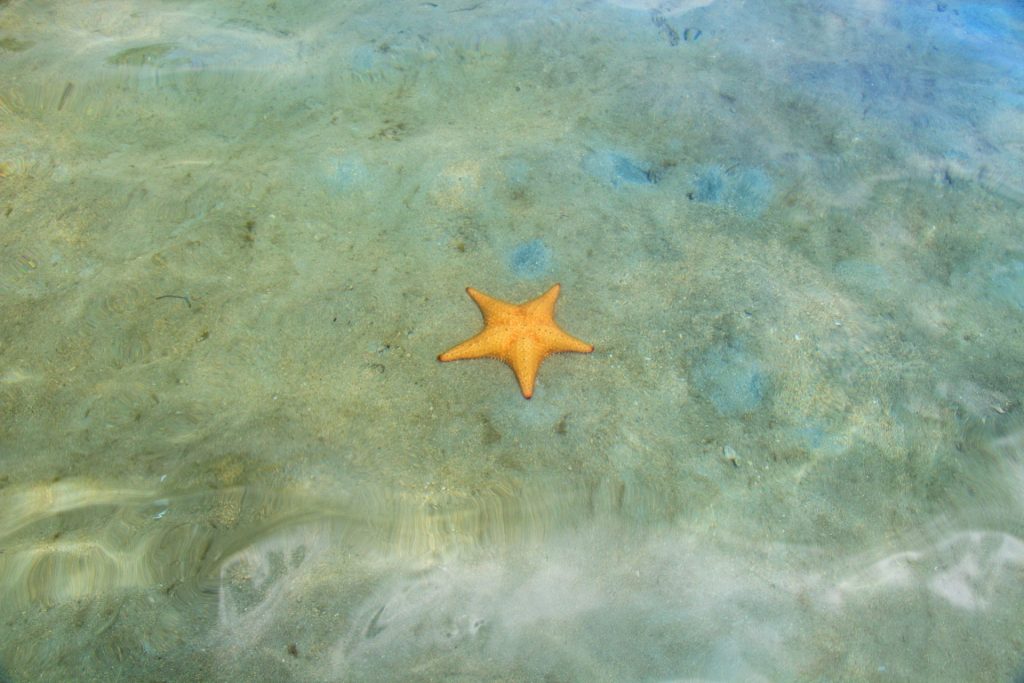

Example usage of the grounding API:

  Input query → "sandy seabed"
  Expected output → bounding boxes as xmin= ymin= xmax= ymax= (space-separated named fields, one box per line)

xmin=2 ymin=1 xmax=1024 ymax=680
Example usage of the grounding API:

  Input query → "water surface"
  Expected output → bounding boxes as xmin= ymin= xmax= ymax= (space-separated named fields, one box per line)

xmin=2 ymin=1 xmax=1024 ymax=680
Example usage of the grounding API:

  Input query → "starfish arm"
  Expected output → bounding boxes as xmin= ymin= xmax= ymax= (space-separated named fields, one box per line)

xmin=513 ymin=365 xmax=538 ymax=399
xmin=466 ymin=287 xmax=516 ymax=324
xmin=524 ymin=283 xmax=561 ymax=317
xmin=437 ymin=328 xmax=504 ymax=362
xmin=548 ymin=327 xmax=594 ymax=354
xmin=508 ymin=342 xmax=544 ymax=399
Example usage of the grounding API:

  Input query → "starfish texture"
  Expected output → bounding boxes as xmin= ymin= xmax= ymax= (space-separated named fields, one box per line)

xmin=438 ymin=284 xmax=593 ymax=399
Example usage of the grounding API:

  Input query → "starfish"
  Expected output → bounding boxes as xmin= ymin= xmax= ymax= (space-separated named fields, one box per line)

xmin=438 ymin=284 xmax=593 ymax=399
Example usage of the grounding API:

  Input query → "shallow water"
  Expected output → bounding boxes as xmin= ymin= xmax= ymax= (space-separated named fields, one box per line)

xmin=2 ymin=0 xmax=1024 ymax=680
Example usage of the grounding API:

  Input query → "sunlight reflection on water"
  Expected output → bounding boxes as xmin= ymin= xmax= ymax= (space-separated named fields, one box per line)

xmin=1 ymin=424 xmax=1023 ymax=680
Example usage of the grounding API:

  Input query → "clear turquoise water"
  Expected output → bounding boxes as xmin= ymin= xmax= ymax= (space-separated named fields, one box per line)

xmin=2 ymin=1 xmax=1024 ymax=680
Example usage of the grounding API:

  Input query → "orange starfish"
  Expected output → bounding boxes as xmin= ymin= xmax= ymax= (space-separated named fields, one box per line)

xmin=438 ymin=284 xmax=593 ymax=399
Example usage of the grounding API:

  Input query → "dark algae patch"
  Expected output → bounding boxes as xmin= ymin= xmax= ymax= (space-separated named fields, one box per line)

xmin=107 ymin=43 xmax=177 ymax=66
xmin=0 ymin=36 xmax=32 ymax=52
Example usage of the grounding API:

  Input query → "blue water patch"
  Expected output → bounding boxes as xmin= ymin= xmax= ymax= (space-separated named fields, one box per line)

xmin=508 ymin=239 xmax=552 ymax=279
xmin=350 ymin=44 xmax=379 ymax=74
xmin=788 ymin=421 xmax=848 ymax=456
xmin=324 ymin=155 xmax=369 ymax=192
xmin=956 ymin=4 xmax=1023 ymax=44
xmin=692 ymin=166 xmax=725 ymax=202
xmin=692 ymin=342 xmax=769 ymax=416
xmin=582 ymin=150 xmax=654 ymax=188
xmin=730 ymin=167 xmax=773 ymax=217
xmin=788 ymin=3 xmax=1024 ymax=121
xmin=834 ymin=260 xmax=892 ymax=296
xmin=348 ymin=43 xmax=409 ymax=81
xmin=504 ymin=158 xmax=531 ymax=196
xmin=951 ymin=5 xmax=1024 ymax=90
xmin=690 ymin=165 xmax=772 ymax=217
xmin=987 ymin=260 xmax=1024 ymax=311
